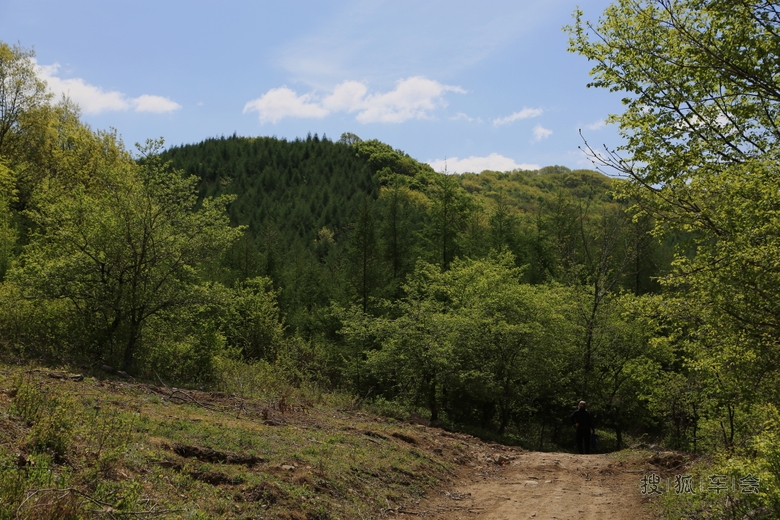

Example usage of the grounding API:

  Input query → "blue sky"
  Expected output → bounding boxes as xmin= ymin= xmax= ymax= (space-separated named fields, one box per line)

xmin=1 ymin=0 xmax=623 ymax=173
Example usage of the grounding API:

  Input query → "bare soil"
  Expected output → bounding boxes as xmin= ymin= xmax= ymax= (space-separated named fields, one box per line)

xmin=402 ymin=451 xmax=657 ymax=519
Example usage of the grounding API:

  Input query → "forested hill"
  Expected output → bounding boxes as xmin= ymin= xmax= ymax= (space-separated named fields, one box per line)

xmin=162 ymin=134 xmax=379 ymax=243
xmin=162 ymin=134 xmax=616 ymax=242
xmin=161 ymin=133 xmax=664 ymax=333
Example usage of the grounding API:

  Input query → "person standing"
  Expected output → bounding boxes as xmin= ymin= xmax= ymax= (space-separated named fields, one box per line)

xmin=570 ymin=400 xmax=594 ymax=454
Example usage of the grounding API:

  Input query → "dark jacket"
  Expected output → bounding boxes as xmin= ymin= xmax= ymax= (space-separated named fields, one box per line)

xmin=570 ymin=408 xmax=593 ymax=432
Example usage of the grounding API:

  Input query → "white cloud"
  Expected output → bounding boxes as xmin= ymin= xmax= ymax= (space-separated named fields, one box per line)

xmin=244 ymin=76 xmax=464 ymax=124
xmin=532 ymin=124 xmax=552 ymax=141
xmin=356 ymin=77 xmax=465 ymax=123
xmin=428 ymin=153 xmax=539 ymax=174
xmin=39 ymin=63 xmax=129 ymax=114
xmin=132 ymin=95 xmax=182 ymax=113
xmin=243 ymin=87 xmax=329 ymax=123
xmin=450 ymin=112 xmax=480 ymax=122
xmin=584 ymin=119 xmax=606 ymax=131
xmin=492 ymin=107 xmax=543 ymax=126
xmin=322 ymin=81 xmax=368 ymax=112
xmin=37 ymin=62 xmax=181 ymax=115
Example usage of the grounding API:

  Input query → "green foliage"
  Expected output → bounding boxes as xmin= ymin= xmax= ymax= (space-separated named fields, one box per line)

xmin=376 ymin=176 xmax=426 ymax=294
xmin=82 ymin=407 xmax=137 ymax=478
xmin=162 ymin=134 xmax=379 ymax=248
xmin=569 ymin=1 xmax=780 ymax=183
xmin=569 ymin=2 xmax=780 ymax=515
xmin=337 ymin=131 xmax=362 ymax=146
xmin=659 ymin=404 xmax=780 ymax=519
xmin=579 ymin=292 xmax=673 ymax=447
xmin=0 ymin=160 xmax=16 ymax=279
xmin=339 ymin=251 xmax=671 ymax=445
xmin=438 ymin=255 xmax=575 ymax=433
xmin=218 ymin=276 xmax=285 ymax=361
xmin=161 ymin=133 xmax=639 ymax=341
xmin=424 ymin=174 xmax=475 ymax=270
xmin=0 ymin=282 xmax=73 ymax=360
xmin=10 ymin=140 xmax=242 ymax=372
xmin=0 ymin=41 xmax=51 ymax=158
xmin=212 ymin=356 xmax=286 ymax=398
xmin=754 ymin=405 xmax=780 ymax=514
xmin=353 ymin=138 xmax=435 ymax=180
xmin=142 ymin=321 xmax=226 ymax=386
xmin=0 ymin=451 xmax=77 ymax=520
xmin=11 ymin=375 xmax=74 ymax=458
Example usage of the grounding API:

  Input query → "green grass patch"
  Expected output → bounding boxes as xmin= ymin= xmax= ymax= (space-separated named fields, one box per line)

xmin=0 ymin=365 xmax=460 ymax=519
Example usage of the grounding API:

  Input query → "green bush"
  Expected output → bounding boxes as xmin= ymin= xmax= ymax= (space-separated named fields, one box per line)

xmin=658 ymin=405 xmax=780 ymax=519
xmin=0 ymin=282 xmax=75 ymax=362
xmin=213 ymin=354 xmax=291 ymax=399
xmin=0 ymin=451 xmax=77 ymax=520
xmin=10 ymin=375 xmax=74 ymax=459
xmin=139 ymin=325 xmax=224 ymax=387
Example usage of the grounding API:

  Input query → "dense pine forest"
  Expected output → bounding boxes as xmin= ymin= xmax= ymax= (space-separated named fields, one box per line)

xmin=3 ymin=1 xmax=780 ymax=513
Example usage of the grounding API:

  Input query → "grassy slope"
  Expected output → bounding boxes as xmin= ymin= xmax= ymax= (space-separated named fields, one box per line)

xmin=0 ymin=365 xmax=519 ymax=519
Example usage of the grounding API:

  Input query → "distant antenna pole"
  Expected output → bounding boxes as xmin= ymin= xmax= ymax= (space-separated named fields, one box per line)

xmin=444 ymin=157 xmax=448 ymax=175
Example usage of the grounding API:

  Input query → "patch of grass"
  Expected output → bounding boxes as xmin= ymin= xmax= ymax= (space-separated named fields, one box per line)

xmin=0 ymin=365 xmax=470 ymax=519
xmin=10 ymin=374 xmax=74 ymax=460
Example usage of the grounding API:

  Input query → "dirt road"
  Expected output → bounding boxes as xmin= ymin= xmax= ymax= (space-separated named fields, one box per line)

xmin=411 ymin=451 xmax=656 ymax=519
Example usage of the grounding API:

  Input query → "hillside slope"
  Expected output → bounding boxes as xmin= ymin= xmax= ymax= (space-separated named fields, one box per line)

xmin=0 ymin=365 xmax=662 ymax=519
xmin=0 ymin=365 xmax=515 ymax=519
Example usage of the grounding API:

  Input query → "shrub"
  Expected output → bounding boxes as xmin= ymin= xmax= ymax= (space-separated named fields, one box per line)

xmin=11 ymin=375 xmax=74 ymax=459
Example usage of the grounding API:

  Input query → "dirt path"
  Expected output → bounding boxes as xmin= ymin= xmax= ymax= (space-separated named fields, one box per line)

xmin=411 ymin=451 xmax=656 ymax=519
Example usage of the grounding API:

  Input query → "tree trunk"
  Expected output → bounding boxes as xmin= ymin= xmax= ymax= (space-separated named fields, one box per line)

xmin=122 ymin=318 xmax=141 ymax=373
xmin=498 ymin=404 xmax=510 ymax=435
xmin=428 ymin=374 xmax=439 ymax=423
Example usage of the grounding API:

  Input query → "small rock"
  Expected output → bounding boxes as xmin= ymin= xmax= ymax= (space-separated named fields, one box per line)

xmin=495 ymin=455 xmax=511 ymax=465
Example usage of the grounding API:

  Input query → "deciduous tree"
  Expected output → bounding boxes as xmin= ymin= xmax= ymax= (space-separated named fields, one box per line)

xmin=0 ymin=41 xmax=50 ymax=157
xmin=568 ymin=0 xmax=780 ymax=456
xmin=12 ymin=140 xmax=242 ymax=372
